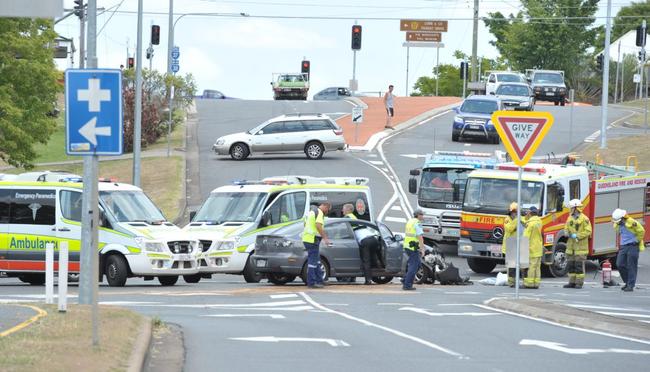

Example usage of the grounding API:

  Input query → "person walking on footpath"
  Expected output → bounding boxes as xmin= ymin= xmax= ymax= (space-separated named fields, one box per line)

xmin=563 ymin=199 xmax=592 ymax=289
xmin=384 ymin=84 xmax=395 ymax=130
xmin=612 ymin=208 xmax=645 ymax=292
xmin=523 ymin=206 xmax=543 ymax=289
xmin=302 ymin=202 xmax=332 ymax=289
xmin=403 ymin=209 xmax=425 ymax=290
xmin=502 ymin=202 xmax=521 ymax=287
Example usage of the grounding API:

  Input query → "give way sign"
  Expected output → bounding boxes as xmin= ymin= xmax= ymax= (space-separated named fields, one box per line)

xmin=490 ymin=111 xmax=554 ymax=166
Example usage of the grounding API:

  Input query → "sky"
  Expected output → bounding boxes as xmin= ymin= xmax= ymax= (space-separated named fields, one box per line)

xmin=54 ymin=0 xmax=633 ymax=99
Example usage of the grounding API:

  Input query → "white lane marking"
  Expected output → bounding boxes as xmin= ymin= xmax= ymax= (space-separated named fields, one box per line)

xmin=438 ymin=303 xmax=481 ymax=306
xmin=566 ymin=304 xmax=650 ymax=313
xmin=134 ymin=304 xmax=314 ymax=311
xmin=384 ymin=216 xmax=408 ymax=223
xmin=369 ymin=160 xmax=384 ymax=165
xmin=400 ymin=307 xmax=500 ymax=317
xmin=99 ymin=301 xmax=162 ymax=306
xmin=270 ymin=294 xmax=299 ymax=299
xmin=444 ymin=291 xmax=480 ymax=295
xmin=477 ymin=301 xmax=650 ymax=346
xmin=464 ymin=143 xmax=471 ymax=147
xmin=640 ymin=320 xmax=650 ymax=324
xmin=390 ymin=205 xmax=402 ymax=211
xmin=0 ymin=299 xmax=39 ymax=303
xmin=230 ymin=336 xmax=350 ymax=347
xmin=203 ymin=314 xmax=285 ymax=319
xmin=520 ymin=339 xmax=650 ymax=355
xmin=367 ymin=153 xmax=378 ymax=158
xmin=595 ymin=312 xmax=650 ymax=319
xmin=299 ymin=292 xmax=466 ymax=359
xmin=381 ymin=167 xmax=389 ymax=173
xmin=355 ymin=157 xmax=401 ymax=222
xmin=377 ymin=303 xmax=414 ymax=306
xmin=400 ymin=154 xmax=427 ymax=159
xmin=323 ymin=303 xmax=349 ymax=306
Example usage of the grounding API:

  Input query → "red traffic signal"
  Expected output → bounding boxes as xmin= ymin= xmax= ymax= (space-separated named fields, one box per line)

xmin=351 ymin=25 xmax=362 ymax=50
xmin=151 ymin=25 xmax=160 ymax=45
xmin=127 ymin=57 xmax=134 ymax=69
xmin=301 ymin=60 xmax=310 ymax=73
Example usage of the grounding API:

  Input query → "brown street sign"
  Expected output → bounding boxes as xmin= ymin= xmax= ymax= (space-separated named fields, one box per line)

xmin=400 ymin=19 xmax=448 ymax=32
xmin=406 ymin=32 xmax=441 ymax=42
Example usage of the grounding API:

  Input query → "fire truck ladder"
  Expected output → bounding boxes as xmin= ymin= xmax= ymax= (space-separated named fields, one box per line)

xmin=584 ymin=161 xmax=636 ymax=178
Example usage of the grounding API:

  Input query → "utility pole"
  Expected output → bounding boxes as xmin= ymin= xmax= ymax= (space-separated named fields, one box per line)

xmin=435 ymin=45 xmax=440 ymax=96
xmin=470 ymin=0 xmax=479 ymax=82
xmin=600 ymin=0 xmax=612 ymax=149
xmin=167 ymin=0 xmax=174 ymax=158
xmin=78 ymin=2 xmax=85 ymax=68
xmin=133 ymin=0 xmax=144 ymax=187
xmin=614 ymin=41 xmax=621 ymax=104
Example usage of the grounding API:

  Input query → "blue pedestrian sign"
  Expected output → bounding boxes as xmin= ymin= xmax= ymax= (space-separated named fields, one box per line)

xmin=65 ymin=69 xmax=123 ymax=155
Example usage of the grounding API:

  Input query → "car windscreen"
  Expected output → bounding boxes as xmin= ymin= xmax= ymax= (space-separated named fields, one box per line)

xmin=193 ymin=192 xmax=267 ymax=224
xmin=497 ymin=74 xmax=522 ymax=83
xmin=463 ymin=177 xmax=543 ymax=215
xmin=418 ymin=168 xmax=471 ymax=207
xmin=460 ymin=99 xmax=498 ymax=114
xmin=496 ymin=84 xmax=529 ymax=96
xmin=100 ymin=190 xmax=166 ymax=223
xmin=247 ymin=120 xmax=271 ymax=134
xmin=533 ymin=73 xmax=564 ymax=84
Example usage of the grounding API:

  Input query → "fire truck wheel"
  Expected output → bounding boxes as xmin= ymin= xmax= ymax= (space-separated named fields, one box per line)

xmin=467 ymin=258 xmax=497 ymax=274
xmin=542 ymin=242 xmax=569 ymax=278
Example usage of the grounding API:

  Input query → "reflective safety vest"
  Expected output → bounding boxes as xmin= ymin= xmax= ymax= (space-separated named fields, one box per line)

xmin=345 ymin=213 xmax=358 ymax=220
xmin=302 ymin=208 xmax=324 ymax=244
xmin=524 ymin=215 xmax=543 ymax=258
xmin=565 ymin=212 xmax=592 ymax=256
xmin=403 ymin=218 xmax=420 ymax=250
xmin=614 ymin=216 xmax=646 ymax=251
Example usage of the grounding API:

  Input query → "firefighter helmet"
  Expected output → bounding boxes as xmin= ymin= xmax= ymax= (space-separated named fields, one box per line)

xmin=612 ymin=208 xmax=626 ymax=223
xmin=509 ymin=202 xmax=518 ymax=212
xmin=568 ymin=199 xmax=583 ymax=209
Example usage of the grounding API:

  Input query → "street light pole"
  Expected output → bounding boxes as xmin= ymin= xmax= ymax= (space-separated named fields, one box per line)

xmin=133 ymin=0 xmax=144 ymax=187
xmin=600 ymin=0 xmax=612 ymax=149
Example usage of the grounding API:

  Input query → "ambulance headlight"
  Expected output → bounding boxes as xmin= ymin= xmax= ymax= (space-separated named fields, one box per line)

xmin=216 ymin=240 xmax=235 ymax=251
xmin=135 ymin=237 xmax=166 ymax=252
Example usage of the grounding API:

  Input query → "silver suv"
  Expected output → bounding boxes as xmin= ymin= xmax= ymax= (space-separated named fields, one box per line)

xmin=212 ymin=113 xmax=346 ymax=160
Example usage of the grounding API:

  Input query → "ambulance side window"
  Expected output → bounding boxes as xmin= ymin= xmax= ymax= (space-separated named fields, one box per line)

xmin=0 ymin=190 xmax=10 ymax=223
xmin=60 ymin=190 xmax=83 ymax=222
xmin=569 ymin=179 xmax=580 ymax=200
xmin=9 ymin=189 xmax=56 ymax=225
xmin=264 ymin=192 xmax=306 ymax=226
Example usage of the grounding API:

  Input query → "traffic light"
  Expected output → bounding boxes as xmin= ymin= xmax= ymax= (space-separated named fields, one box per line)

xmin=301 ymin=60 xmax=310 ymax=79
xmin=637 ymin=25 xmax=647 ymax=47
xmin=127 ymin=57 xmax=134 ymax=69
xmin=351 ymin=25 xmax=362 ymax=50
xmin=460 ymin=62 xmax=468 ymax=79
xmin=596 ymin=54 xmax=603 ymax=71
xmin=151 ymin=25 xmax=160 ymax=45
xmin=73 ymin=0 xmax=84 ymax=19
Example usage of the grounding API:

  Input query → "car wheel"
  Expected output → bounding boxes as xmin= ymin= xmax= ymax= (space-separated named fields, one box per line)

xmin=560 ymin=99 xmax=566 ymax=106
xmin=371 ymin=276 xmax=394 ymax=284
xmin=554 ymin=101 xmax=559 ymax=106
xmin=466 ymin=257 xmax=497 ymax=274
xmin=491 ymin=135 xmax=500 ymax=145
xmin=541 ymin=242 xmax=568 ymax=278
xmin=300 ymin=257 xmax=330 ymax=284
xmin=105 ymin=254 xmax=128 ymax=287
xmin=229 ymin=143 xmax=249 ymax=160
xmin=415 ymin=265 xmax=433 ymax=284
xmin=305 ymin=141 xmax=324 ymax=160
xmin=183 ymin=274 xmax=202 ymax=283
xmin=158 ymin=276 xmax=179 ymax=286
xmin=451 ymin=131 xmax=460 ymax=142
xmin=243 ymin=254 xmax=262 ymax=283
xmin=267 ymin=273 xmax=296 ymax=285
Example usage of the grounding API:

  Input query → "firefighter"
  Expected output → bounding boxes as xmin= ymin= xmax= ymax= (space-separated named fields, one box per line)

xmin=502 ymin=202 xmax=520 ymax=287
xmin=563 ymin=199 xmax=592 ymax=289
xmin=403 ymin=209 xmax=425 ymax=290
xmin=612 ymin=209 xmax=646 ymax=292
xmin=523 ymin=206 xmax=543 ymax=289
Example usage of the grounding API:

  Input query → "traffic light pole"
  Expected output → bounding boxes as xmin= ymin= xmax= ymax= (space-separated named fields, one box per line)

xmin=79 ymin=4 xmax=85 ymax=68
xmin=599 ymin=0 xmax=612 ymax=149
xmin=132 ymin=0 xmax=144 ymax=187
xmin=435 ymin=45 xmax=440 ymax=96
xmin=167 ymin=0 xmax=174 ymax=158
xmin=405 ymin=45 xmax=410 ymax=96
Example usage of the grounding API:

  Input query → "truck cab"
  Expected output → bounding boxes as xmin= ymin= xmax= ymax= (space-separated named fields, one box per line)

xmin=408 ymin=151 xmax=505 ymax=244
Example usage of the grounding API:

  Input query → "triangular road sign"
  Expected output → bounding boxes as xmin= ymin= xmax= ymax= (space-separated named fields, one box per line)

xmin=491 ymin=111 xmax=554 ymax=166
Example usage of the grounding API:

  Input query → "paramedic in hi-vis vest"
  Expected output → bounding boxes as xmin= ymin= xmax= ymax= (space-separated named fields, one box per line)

xmin=523 ymin=206 xmax=543 ymax=289
xmin=612 ymin=208 xmax=645 ymax=292
xmin=302 ymin=202 xmax=332 ymax=289
xmin=503 ymin=202 xmax=521 ymax=287
xmin=563 ymin=199 xmax=592 ymax=289
xmin=403 ymin=209 xmax=425 ymax=290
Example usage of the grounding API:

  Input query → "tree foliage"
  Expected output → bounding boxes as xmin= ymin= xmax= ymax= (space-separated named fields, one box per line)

xmin=608 ymin=0 xmax=650 ymax=44
xmin=484 ymin=0 xmax=599 ymax=80
xmin=0 ymin=18 xmax=60 ymax=168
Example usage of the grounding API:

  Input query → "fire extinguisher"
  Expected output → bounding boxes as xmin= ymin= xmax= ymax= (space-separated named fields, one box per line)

xmin=602 ymin=259 xmax=612 ymax=287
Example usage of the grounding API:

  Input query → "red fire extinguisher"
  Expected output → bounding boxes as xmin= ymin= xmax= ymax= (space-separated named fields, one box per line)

xmin=602 ymin=260 xmax=612 ymax=287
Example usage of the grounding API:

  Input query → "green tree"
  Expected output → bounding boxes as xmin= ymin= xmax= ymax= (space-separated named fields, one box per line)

xmin=412 ymin=64 xmax=463 ymax=97
xmin=484 ymin=0 xmax=599 ymax=81
xmin=609 ymin=0 xmax=650 ymax=43
xmin=0 ymin=18 xmax=60 ymax=168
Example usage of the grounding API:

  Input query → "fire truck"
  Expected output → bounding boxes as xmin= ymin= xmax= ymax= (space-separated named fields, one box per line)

xmin=457 ymin=159 xmax=650 ymax=277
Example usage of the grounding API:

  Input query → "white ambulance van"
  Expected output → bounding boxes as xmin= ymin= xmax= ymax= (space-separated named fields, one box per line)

xmin=184 ymin=176 xmax=373 ymax=283
xmin=0 ymin=177 xmax=200 ymax=287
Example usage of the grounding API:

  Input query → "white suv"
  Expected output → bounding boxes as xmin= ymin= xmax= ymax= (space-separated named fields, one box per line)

xmin=212 ymin=113 xmax=346 ymax=160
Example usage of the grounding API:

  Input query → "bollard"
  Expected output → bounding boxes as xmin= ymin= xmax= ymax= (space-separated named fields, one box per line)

xmin=45 ymin=243 xmax=54 ymax=304
xmin=58 ymin=241 xmax=69 ymax=313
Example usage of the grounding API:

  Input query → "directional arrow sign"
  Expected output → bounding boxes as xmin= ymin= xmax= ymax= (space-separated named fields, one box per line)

xmin=79 ymin=117 xmax=112 ymax=146
xmin=520 ymin=339 xmax=650 ymax=355
xmin=230 ymin=336 xmax=350 ymax=347
xmin=490 ymin=111 xmax=554 ymax=166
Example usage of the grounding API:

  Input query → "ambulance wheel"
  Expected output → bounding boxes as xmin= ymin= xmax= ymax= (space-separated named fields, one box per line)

xmin=300 ymin=258 xmax=330 ymax=284
xmin=542 ymin=242 xmax=568 ymax=278
xmin=371 ymin=276 xmax=394 ymax=284
xmin=267 ymin=273 xmax=296 ymax=285
xmin=19 ymin=274 xmax=45 ymax=286
xmin=158 ymin=276 xmax=179 ymax=286
xmin=183 ymin=274 xmax=202 ymax=283
xmin=243 ymin=254 xmax=263 ymax=283
xmin=105 ymin=254 xmax=128 ymax=287
xmin=467 ymin=258 xmax=497 ymax=274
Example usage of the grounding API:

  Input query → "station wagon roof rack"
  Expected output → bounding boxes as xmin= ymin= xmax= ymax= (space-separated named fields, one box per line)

xmin=232 ymin=176 xmax=369 ymax=186
xmin=282 ymin=113 xmax=323 ymax=117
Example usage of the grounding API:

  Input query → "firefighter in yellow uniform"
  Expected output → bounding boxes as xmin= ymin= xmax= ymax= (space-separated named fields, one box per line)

xmin=563 ymin=199 xmax=592 ymax=289
xmin=523 ymin=206 xmax=543 ymax=289
xmin=502 ymin=202 xmax=520 ymax=287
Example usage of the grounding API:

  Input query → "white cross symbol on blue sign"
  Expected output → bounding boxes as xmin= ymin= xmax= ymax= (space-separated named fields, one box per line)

xmin=65 ymin=69 xmax=123 ymax=155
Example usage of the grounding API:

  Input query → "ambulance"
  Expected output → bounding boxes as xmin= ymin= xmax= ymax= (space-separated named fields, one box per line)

xmin=457 ymin=160 xmax=650 ymax=276
xmin=0 ymin=176 xmax=200 ymax=287
xmin=184 ymin=176 xmax=374 ymax=283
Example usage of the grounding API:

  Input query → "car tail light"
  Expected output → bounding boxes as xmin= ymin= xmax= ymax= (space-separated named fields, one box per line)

xmin=334 ymin=129 xmax=343 ymax=136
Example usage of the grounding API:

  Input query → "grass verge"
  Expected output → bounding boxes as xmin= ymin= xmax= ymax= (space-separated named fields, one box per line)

xmin=0 ymin=304 xmax=145 ymax=372
xmin=577 ymin=134 xmax=650 ymax=171
xmin=3 ymin=156 xmax=184 ymax=220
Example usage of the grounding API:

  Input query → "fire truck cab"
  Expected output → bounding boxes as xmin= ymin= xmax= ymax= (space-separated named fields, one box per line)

xmin=458 ymin=161 xmax=650 ymax=277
